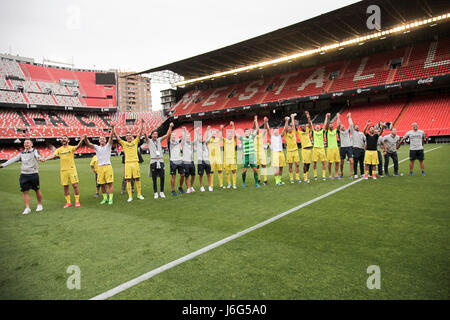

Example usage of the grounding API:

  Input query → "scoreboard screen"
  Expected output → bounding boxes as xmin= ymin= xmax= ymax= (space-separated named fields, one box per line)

xmin=95 ymin=73 xmax=116 ymax=85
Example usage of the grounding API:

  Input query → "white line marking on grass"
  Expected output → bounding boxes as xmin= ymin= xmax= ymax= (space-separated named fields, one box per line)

xmin=90 ymin=146 xmax=442 ymax=300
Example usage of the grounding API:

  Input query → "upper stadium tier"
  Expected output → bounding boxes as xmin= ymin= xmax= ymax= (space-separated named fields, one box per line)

xmin=168 ymin=37 xmax=450 ymax=117
xmin=0 ymin=59 xmax=117 ymax=110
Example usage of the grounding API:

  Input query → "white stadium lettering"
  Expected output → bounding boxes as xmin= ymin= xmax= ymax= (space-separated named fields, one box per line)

xmin=202 ymin=87 xmax=228 ymax=107
xmin=238 ymin=80 xmax=264 ymax=101
xmin=353 ymin=57 xmax=375 ymax=81
xmin=424 ymin=41 xmax=450 ymax=68
xmin=297 ymin=67 xmax=325 ymax=91
xmin=275 ymin=72 xmax=298 ymax=95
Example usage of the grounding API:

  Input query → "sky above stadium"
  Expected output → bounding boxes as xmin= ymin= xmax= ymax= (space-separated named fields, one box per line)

xmin=0 ymin=0 xmax=360 ymax=109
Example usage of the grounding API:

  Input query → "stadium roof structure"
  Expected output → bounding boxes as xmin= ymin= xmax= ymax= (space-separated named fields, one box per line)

xmin=137 ymin=0 xmax=450 ymax=84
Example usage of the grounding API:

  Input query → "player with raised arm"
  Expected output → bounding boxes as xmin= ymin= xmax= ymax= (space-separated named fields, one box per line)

xmin=145 ymin=123 xmax=172 ymax=199
xmin=254 ymin=116 xmax=268 ymax=185
xmin=208 ymin=127 xmax=224 ymax=189
xmin=167 ymin=125 xmax=185 ymax=196
xmin=181 ymin=126 xmax=196 ymax=194
xmin=308 ymin=112 xmax=327 ymax=181
xmin=84 ymin=126 xmax=115 ymax=205
xmin=112 ymin=119 xmax=145 ymax=202
xmin=284 ymin=114 xmax=301 ymax=183
xmin=223 ymin=122 xmax=238 ymax=189
xmin=363 ymin=120 xmax=384 ymax=180
xmin=264 ymin=116 xmax=286 ymax=186
xmin=398 ymin=122 xmax=426 ymax=176
xmin=337 ymin=113 xmax=354 ymax=179
xmin=236 ymin=116 xmax=260 ymax=188
xmin=349 ymin=113 xmax=366 ymax=178
xmin=295 ymin=111 xmax=313 ymax=183
xmin=41 ymin=135 xmax=84 ymax=208
xmin=195 ymin=126 xmax=213 ymax=192
xmin=324 ymin=113 xmax=340 ymax=179
xmin=1 ymin=139 xmax=44 ymax=215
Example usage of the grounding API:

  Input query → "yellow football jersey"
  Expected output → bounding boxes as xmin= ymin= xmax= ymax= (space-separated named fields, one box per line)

xmin=284 ymin=131 xmax=298 ymax=151
xmin=255 ymin=132 xmax=265 ymax=153
xmin=119 ymin=136 xmax=139 ymax=163
xmin=223 ymin=137 xmax=237 ymax=163
xmin=54 ymin=145 xmax=76 ymax=171
xmin=208 ymin=137 xmax=221 ymax=158
xmin=298 ymin=128 xmax=313 ymax=149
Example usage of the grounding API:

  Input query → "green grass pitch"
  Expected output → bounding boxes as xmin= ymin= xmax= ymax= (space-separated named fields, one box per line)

xmin=0 ymin=144 xmax=448 ymax=299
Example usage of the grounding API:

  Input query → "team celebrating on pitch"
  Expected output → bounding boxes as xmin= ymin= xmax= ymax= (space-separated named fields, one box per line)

xmin=1 ymin=111 xmax=427 ymax=214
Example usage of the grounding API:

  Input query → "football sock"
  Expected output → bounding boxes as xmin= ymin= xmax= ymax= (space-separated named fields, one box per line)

xmin=226 ymin=172 xmax=231 ymax=185
xmin=136 ymin=180 xmax=142 ymax=196
xmin=65 ymin=195 xmax=71 ymax=203
xmin=74 ymin=195 xmax=80 ymax=203
xmin=322 ymin=169 xmax=326 ymax=178
xmin=109 ymin=193 xmax=114 ymax=201
xmin=289 ymin=172 xmax=294 ymax=180
xmin=103 ymin=194 xmax=107 ymax=201
xmin=254 ymin=172 xmax=259 ymax=184
xmin=262 ymin=167 xmax=268 ymax=182
xmin=218 ymin=172 xmax=223 ymax=187
xmin=314 ymin=169 xmax=317 ymax=176
xmin=127 ymin=181 xmax=132 ymax=197
xmin=304 ymin=173 xmax=308 ymax=181
xmin=232 ymin=173 xmax=237 ymax=185
xmin=242 ymin=172 xmax=246 ymax=183
xmin=296 ymin=172 xmax=300 ymax=180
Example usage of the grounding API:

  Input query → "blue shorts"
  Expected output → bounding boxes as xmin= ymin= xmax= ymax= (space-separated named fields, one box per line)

xmin=20 ymin=173 xmax=40 ymax=192
xmin=410 ymin=149 xmax=424 ymax=161
xmin=183 ymin=162 xmax=196 ymax=177
xmin=197 ymin=161 xmax=211 ymax=176
xmin=170 ymin=161 xmax=185 ymax=175
xmin=340 ymin=146 xmax=353 ymax=160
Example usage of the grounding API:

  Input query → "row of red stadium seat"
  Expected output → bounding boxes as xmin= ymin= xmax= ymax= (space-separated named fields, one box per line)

xmin=170 ymin=38 xmax=450 ymax=116
xmin=0 ymin=110 xmax=166 ymax=139
xmin=173 ymin=95 xmax=450 ymax=142
xmin=394 ymin=94 xmax=450 ymax=136
xmin=0 ymin=58 xmax=117 ymax=109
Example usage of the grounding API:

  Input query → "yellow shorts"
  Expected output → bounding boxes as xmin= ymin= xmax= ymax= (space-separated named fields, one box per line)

xmin=124 ymin=161 xmax=140 ymax=179
xmin=364 ymin=150 xmax=379 ymax=165
xmin=210 ymin=158 xmax=223 ymax=172
xmin=97 ymin=165 xmax=114 ymax=184
xmin=286 ymin=150 xmax=300 ymax=164
xmin=60 ymin=169 xmax=78 ymax=186
xmin=272 ymin=151 xmax=286 ymax=168
xmin=302 ymin=148 xmax=313 ymax=164
xmin=313 ymin=148 xmax=326 ymax=162
xmin=327 ymin=148 xmax=340 ymax=163
xmin=224 ymin=163 xmax=237 ymax=171
xmin=256 ymin=151 xmax=268 ymax=166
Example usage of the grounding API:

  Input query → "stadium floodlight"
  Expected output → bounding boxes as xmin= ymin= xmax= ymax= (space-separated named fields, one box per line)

xmin=174 ymin=12 xmax=450 ymax=87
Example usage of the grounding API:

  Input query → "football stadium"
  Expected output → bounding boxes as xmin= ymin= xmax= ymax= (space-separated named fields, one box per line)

xmin=0 ymin=0 xmax=449 ymax=304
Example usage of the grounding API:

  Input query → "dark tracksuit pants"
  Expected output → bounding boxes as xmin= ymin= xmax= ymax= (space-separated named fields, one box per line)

xmin=384 ymin=151 xmax=399 ymax=175
xmin=150 ymin=162 xmax=165 ymax=193
xmin=353 ymin=147 xmax=365 ymax=176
